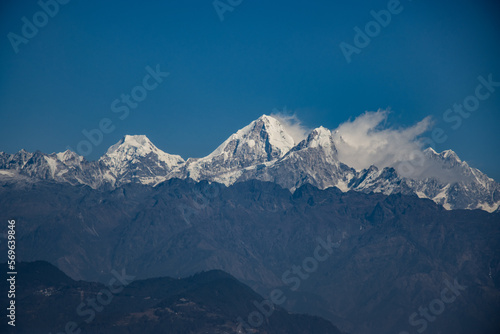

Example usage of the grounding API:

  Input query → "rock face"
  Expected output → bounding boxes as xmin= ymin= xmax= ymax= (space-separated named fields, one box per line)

xmin=1 ymin=179 xmax=499 ymax=334
xmin=1 ymin=114 xmax=499 ymax=211
xmin=2 ymin=115 xmax=499 ymax=333
xmin=0 ymin=149 xmax=110 ymax=189
xmin=170 ymin=114 xmax=297 ymax=185
xmin=236 ymin=126 xmax=356 ymax=192
xmin=99 ymin=134 xmax=184 ymax=187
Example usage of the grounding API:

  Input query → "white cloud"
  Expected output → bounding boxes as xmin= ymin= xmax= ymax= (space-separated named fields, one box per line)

xmin=271 ymin=108 xmax=311 ymax=144
xmin=331 ymin=110 xmax=433 ymax=171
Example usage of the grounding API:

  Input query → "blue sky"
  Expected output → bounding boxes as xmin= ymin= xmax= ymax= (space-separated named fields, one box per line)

xmin=1 ymin=0 xmax=499 ymax=179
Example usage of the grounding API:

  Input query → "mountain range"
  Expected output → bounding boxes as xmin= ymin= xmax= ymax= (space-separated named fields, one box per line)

xmin=1 ymin=115 xmax=499 ymax=212
xmin=2 ymin=178 xmax=499 ymax=333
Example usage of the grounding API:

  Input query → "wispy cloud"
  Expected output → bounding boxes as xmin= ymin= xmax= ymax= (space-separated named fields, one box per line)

xmin=331 ymin=110 xmax=432 ymax=171
xmin=271 ymin=108 xmax=311 ymax=144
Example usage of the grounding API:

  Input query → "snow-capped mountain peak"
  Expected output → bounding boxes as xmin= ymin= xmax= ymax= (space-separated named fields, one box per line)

xmin=106 ymin=135 xmax=157 ymax=156
xmin=304 ymin=126 xmax=335 ymax=149
xmin=423 ymin=147 xmax=438 ymax=155
xmin=257 ymin=114 xmax=296 ymax=153
xmin=103 ymin=135 xmax=183 ymax=166
xmin=209 ymin=115 xmax=295 ymax=159
xmin=178 ymin=115 xmax=296 ymax=185
xmin=201 ymin=115 xmax=292 ymax=161
xmin=424 ymin=147 xmax=461 ymax=163
xmin=1 ymin=116 xmax=498 ymax=212
xmin=441 ymin=149 xmax=461 ymax=162
xmin=99 ymin=135 xmax=184 ymax=186
xmin=56 ymin=149 xmax=83 ymax=165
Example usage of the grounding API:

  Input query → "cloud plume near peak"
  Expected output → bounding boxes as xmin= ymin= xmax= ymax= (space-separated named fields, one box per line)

xmin=331 ymin=110 xmax=433 ymax=171
xmin=271 ymin=108 xmax=311 ymax=144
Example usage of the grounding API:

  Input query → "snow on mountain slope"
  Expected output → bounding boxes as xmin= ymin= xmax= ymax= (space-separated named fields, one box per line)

xmin=0 ymin=149 xmax=109 ymax=188
xmin=177 ymin=115 xmax=296 ymax=184
xmin=347 ymin=148 xmax=500 ymax=212
xmin=0 ymin=116 xmax=498 ymax=212
xmin=0 ymin=149 xmax=34 ymax=170
xmin=236 ymin=126 xmax=356 ymax=191
xmin=405 ymin=148 xmax=500 ymax=212
xmin=99 ymin=135 xmax=184 ymax=186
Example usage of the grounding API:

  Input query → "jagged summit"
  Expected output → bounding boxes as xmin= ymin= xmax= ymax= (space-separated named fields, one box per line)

xmin=124 ymin=134 xmax=150 ymax=144
xmin=441 ymin=149 xmax=461 ymax=162
xmin=99 ymin=135 xmax=184 ymax=186
xmin=424 ymin=147 xmax=461 ymax=162
xmin=206 ymin=114 xmax=295 ymax=160
xmin=102 ymin=134 xmax=184 ymax=165
xmin=55 ymin=149 xmax=83 ymax=163
xmin=179 ymin=115 xmax=296 ymax=184
xmin=1 ymin=116 xmax=499 ymax=212
xmin=106 ymin=135 xmax=160 ymax=155
xmin=301 ymin=126 xmax=336 ymax=150
xmin=255 ymin=114 xmax=296 ymax=154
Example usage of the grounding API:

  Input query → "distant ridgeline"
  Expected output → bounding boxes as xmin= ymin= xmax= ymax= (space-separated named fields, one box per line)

xmin=1 ymin=115 xmax=499 ymax=212
xmin=1 ymin=178 xmax=499 ymax=333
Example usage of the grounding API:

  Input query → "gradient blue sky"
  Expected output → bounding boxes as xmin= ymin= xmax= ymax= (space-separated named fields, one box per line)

xmin=1 ymin=0 xmax=499 ymax=179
